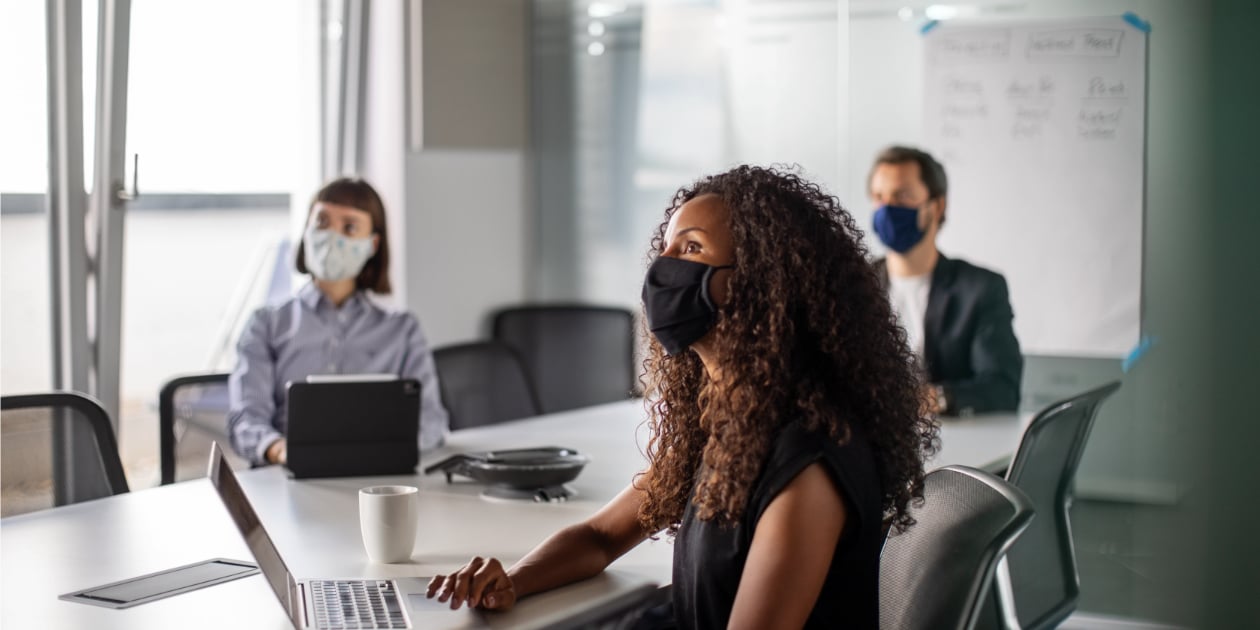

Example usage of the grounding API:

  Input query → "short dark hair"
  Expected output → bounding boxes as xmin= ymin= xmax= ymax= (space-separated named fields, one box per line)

xmin=295 ymin=177 xmax=392 ymax=294
xmin=870 ymin=145 xmax=948 ymax=201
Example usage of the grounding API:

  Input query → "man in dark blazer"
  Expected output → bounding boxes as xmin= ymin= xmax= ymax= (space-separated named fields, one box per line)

xmin=868 ymin=146 xmax=1022 ymax=416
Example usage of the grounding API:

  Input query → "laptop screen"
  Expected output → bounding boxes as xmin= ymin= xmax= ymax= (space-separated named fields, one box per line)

xmin=207 ymin=443 xmax=299 ymax=622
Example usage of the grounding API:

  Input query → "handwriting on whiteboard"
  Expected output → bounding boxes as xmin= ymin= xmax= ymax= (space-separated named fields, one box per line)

xmin=922 ymin=17 xmax=1147 ymax=356
xmin=931 ymin=29 xmax=1011 ymax=63
xmin=929 ymin=25 xmax=1130 ymax=142
xmin=1027 ymin=28 xmax=1124 ymax=58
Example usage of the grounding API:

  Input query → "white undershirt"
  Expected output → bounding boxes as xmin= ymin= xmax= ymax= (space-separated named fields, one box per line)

xmin=888 ymin=272 xmax=932 ymax=360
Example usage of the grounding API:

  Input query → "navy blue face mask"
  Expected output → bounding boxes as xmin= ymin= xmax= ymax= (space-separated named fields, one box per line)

xmin=641 ymin=257 xmax=733 ymax=356
xmin=872 ymin=204 xmax=927 ymax=253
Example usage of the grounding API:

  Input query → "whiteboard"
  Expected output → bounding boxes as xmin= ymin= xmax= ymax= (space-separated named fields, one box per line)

xmin=923 ymin=16 xmax=1147 ymax=357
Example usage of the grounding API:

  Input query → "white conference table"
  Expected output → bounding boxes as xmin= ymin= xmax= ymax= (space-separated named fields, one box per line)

xmin=1 ymin=400 xmax=1028 ymax=629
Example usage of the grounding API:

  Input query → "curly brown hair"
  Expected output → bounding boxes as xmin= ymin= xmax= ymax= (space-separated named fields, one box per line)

xmin=636 ymin=165 xmax=939 ymax=536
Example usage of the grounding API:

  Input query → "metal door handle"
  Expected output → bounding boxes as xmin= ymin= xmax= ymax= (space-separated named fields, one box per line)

xmin=116 ymin=153 xmax=139 ymax=202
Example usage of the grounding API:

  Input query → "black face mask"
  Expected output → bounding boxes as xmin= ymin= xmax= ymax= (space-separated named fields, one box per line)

xmin=641 ymin=256 xmax=733 ymax=356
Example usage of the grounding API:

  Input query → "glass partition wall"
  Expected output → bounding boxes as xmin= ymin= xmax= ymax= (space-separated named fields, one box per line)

xmin=530 ymin=0 xmax=845 ymax=307
xmin=529 ymin=0 xmax=1203 ymax=626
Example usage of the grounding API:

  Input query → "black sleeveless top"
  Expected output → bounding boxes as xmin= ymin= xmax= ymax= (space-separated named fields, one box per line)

xmin=671 ymin=422 xmax=883 ymax=629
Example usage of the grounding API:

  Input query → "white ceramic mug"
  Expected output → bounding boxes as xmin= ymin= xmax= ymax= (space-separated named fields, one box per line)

xmin=359 ymin=485 xmax=419 ymax=563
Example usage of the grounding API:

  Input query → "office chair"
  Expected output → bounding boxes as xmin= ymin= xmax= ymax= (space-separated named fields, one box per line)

xmin=978 ymin=380 xmax=1123 ymax=630
xmin=1 ymin=392 xmax=129 ymax=516
xmin=158 ymin=372 xmax=231 ymax=485
xmin=879 ymin=465 xmax=1034 ymax=630
xmin=433 ymin=341 xmax=542 ymax=431
xmin=491 ymin=304 xmax=636 ymax=413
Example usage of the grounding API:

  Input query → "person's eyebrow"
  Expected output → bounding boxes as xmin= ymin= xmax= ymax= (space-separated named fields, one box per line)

xmin=674 ymin=226 xmax=707 ymax=237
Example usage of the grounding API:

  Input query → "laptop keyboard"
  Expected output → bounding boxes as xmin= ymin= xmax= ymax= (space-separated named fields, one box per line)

xmin=311 ymin=580 xmax=408 ymax=629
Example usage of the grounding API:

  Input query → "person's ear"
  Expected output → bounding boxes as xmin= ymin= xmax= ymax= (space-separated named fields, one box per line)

xmin=929 ymin=197 xmax=947 ymax=228
xmin=371 ymin=233 xmax=381 ymax=254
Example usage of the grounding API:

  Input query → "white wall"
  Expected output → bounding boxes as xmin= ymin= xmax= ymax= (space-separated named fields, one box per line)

xmin=723 ymin=0 xmax=849 ymax=198
xmin=403 ymin=151 xmax=528 ymax=345
xmin=849 ymin=12 xmax=923 ymax=241
xmin=362 ymin=0 xmax=409 ymax=306
xmin=361 ymin=0 xmax=531 ymax=346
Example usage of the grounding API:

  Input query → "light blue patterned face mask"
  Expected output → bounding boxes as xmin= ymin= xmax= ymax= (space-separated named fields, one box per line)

xmin=303 ymin=228 xmax=375 ymax=282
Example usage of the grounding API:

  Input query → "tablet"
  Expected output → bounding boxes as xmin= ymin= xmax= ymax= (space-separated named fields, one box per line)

xmin=284 ymin=377 xmax=421 ymax=479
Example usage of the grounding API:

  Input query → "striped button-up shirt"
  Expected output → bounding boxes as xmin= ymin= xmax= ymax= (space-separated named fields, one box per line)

xmin=228 ymin=283 xmax=449 ymax=465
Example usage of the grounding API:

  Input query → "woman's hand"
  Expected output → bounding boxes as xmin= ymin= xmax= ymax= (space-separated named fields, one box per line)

xmin=424 ymin=482 xmax=653 ymax=612
xmin=264 ymin=438 xmax=287 ymax=465
xmin=426 ymin=557 xmax=517 ymax=611
xmin=920 ymin=384 xmax=944 ymax=417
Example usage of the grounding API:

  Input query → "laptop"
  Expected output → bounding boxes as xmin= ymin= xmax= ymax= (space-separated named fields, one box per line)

xmin=285 ymin=376 xmax=421 ymax=479
xmin=206 ymin=442 xmax=660 ymax=630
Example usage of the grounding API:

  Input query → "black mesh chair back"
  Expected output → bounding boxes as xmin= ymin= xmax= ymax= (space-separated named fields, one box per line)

xmin=433 ymin=341 xmax=542 ymax=431
xmin=158 ymin=372 xmax=231 ymax=485
xmin=993 ymin=380 xmax=1122 ymax=630
xmin=1 ymin=392 xmax=129 ymax=516
xmin=491 ymin=305 xmax=635 ymax=413
xmin=879 ymin=465 xmax=1034 ymax=630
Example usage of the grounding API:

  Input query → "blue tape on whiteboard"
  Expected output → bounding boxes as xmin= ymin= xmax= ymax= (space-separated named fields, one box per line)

xmin=1122 ymin=12 xmax=1151 ymax=33
xmin=1122 ymin=335 xmax=1157 ymax=373
xmin=920 ymin=20 xmax=941 ymax=35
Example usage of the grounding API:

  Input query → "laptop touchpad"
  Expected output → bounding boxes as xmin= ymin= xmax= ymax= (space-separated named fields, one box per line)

xmin=406 ymin=594 xmax=487 ymax=628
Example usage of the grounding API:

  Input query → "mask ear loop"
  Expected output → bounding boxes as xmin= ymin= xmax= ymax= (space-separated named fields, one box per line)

xmin=700 ymin=264 xmax=735 ymax=311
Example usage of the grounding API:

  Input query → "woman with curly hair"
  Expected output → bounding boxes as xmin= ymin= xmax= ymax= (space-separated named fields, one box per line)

xmin=428 ymin=165 xmax=938 ymax=628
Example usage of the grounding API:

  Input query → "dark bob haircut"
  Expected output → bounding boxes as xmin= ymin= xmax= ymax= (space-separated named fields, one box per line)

xmin=295 ymin=177 xmax=392 ymax=294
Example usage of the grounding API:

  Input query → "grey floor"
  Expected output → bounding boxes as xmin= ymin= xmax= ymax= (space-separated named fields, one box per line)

xmin=1070 ymin=499 xmax=1198 ymax=628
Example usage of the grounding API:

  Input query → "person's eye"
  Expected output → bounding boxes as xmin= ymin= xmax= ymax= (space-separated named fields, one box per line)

xmin=316 ymin=216 xmax=330 ymax=229
xmin=343 ymin=224 xmax=359 ymax=236
xmin=684 ymin=241 xmax=702 ymax=254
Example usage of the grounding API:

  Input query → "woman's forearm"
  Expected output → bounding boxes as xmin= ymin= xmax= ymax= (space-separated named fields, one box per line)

xmin=490 ymin=481 xmax=651 ymax=603
xmin=506 ymin=522 xmax=622 ymax=598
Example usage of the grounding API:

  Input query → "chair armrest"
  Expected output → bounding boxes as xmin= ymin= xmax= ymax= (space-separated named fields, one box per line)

xmin=158 ymin=373 xmax=230 ymax=485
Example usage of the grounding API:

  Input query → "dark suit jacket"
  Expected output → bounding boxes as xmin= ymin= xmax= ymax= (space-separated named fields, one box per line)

xmin=878 ymin=254 xmax=1023 ymax=415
